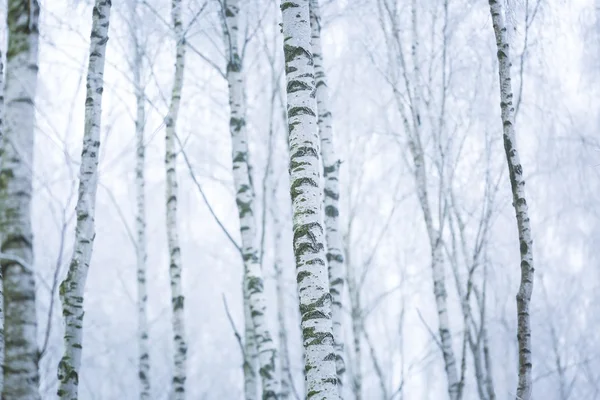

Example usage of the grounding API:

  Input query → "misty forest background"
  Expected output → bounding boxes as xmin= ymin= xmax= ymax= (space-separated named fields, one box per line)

xmin=1 ymin=0 xmax=600 ymax=399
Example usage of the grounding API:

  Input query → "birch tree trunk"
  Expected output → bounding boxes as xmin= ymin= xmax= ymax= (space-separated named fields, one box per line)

xmin=165 ymin=0 xmax=188 ymax=397
xmin=1 ymin=1 xmax=41 ymax=398
xmin=221 ymin=2 xmax=279 ymax=397
xmin=376 ymin=2 xmax=460 ymax=396
xmin=348 ymin=271 xmax=362 ymax=400
xmin=129 ymin=0 xmax=151 ymax=396
xmin=56 ymin=1 xmax=111 ymax=398
xmin=272 ymin=212 xmax=294 ymax=400
xmin=488 ymin=1 xmax=535 ymax=399
xmin=405 ymin=84 xmax=460 ymax=400
xmin=0 ymin=48 xmax=5 ymax=397
xmin=280 ymin=1 xmax=339 ymax=398
xmin=309 ymin=1 xmax=346 ymax=391
xmin=243 ymin=283 xmax=259 ymax=400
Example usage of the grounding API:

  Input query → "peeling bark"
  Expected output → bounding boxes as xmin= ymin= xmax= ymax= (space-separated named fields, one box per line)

xmin=57 ymin=1 xmax=111 ymax=398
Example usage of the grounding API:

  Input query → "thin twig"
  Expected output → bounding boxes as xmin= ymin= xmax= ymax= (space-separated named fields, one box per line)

xmin=98 ymin=182 xmax=137 ymax=250
xmin=40 ymin=217 xmax=71 ymax=358
xmin=221 ymin=294 xmax=248 ymax=367
xmin=416 ymin=307 xmax=443 ymax=351
xmin=174 ymin=133 xmax=242 ymax=254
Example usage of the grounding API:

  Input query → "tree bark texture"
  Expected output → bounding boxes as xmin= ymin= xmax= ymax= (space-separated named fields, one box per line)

xmin=57 ymin=1 xmax=111 ymax=398
xmin=222 ymin=2 xmax=279 ymax=398
xmin=280 ymin=1 xmax=339 ymax=398
xmin=2 ymin=1 xmax=41 ymax=398
xmin=309 ymin=0 xmax=346 ymax=392
xmin=129 ymin=1 xmax=151 ymax=396
xmin=488 ymin=1 xmax=535 ymax=399
xmin=165 ymin=0 xmax=188 ymax=398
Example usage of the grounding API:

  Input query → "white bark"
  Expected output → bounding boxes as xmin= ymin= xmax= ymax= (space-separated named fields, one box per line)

xmin=0 ymin=48 xmax=5 ymax=398
xmin=407 ymin=121 xmax=459 ymax=399
xmin=222 ymin=2 xmax=279 ymax=398
xmin=280 ymin=1 xmax=339 ymax=398
xmin=378 ymin=1 xmax=460 ymax=396
xmin=488 ymin=1 xmax=535 ymax=399
xmin=272 ymin=213 xmax=294 ymax=400
xmin=165 ymin=0 xmax=188 ymax=397
xmin=57 ymin=1 xmax=111 ymax=398
xmin=243 ymin=282 xmax=259 ymax=400
xmin=309 ymin=0 xmax=346 ymax=391
xmin=2 ymin=1 xmax=41 ymax=398
xmin=482 ymin=321 xmax=496 ymax=400
xmin=129 ymin=0 xmax=151 ymax=396
xmin=346 ymin=245 xmax=362 ymax=400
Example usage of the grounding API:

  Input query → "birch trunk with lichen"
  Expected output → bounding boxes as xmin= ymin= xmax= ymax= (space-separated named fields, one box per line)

xmin=165 ymin=0 xmax=188 ymax=398
xmin=488 ymin=1 xmax=535 ymax=399
xmin=309 ymin=0 xmax=346 ymax=391
xmin=221 ymin=2 xmax=279 ymax=397
xmin=56 ymin=1 xmax=111 ymax=398
xmin=280 ymin=1 xmax=339 ymax=398
xmin=129 ymin=0 xmax=151 ymax=396
xmin=2 ymin=1 xmax=41 ymax=398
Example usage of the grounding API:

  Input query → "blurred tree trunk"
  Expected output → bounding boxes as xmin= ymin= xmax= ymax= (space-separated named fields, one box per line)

xmin=165 ymin=0 xmax=188 ymax=398
xmin=0 ymin=46 xmax=5 ymax=398
xmin=127 ymin=0 xmax=151 ymax=397
xmin=2 ymin=1 xmax=41 ymax=398
xmin=272 ymin=212 xmax=293 ymax=400
xmin=57 ymin=1 xmax=111 ymax=398
xmin=243 ymin=283 xmax=259 ymax=400
xmin=345 ymin=239 xmax=362 ymax=400
xmin=309 ymin=0 xmax=346 ymax=392
xmin=280 ymin=0 xmax=339 ymax=398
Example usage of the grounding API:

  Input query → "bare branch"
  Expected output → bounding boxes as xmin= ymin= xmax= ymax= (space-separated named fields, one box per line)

xmin=174 ymin=132 xmax=242 ymax=255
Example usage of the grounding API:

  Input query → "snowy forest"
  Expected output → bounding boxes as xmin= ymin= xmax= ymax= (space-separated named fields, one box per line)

xmin=0 ymin=0 xmax=599 ymax=399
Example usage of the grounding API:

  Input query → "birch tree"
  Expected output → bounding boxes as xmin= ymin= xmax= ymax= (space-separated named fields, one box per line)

xmin=271 ymin=205 xmax=297 ymax=400
xmin=56 ymin=0 xmax=111 ymax=398
xmin=488 ymin=1 xmax=535 ymax=399
xmin=243 ymin=288 xmax=259 ymax=400
xmin=280 ymin=1 xmax=338 ymax=398
xmin=376 ymin=1 xmax=460 ymax=397
xmin=309 ymin=0 xmax=346 ymax=390
xmin=221 ymin=1 xmax=279 ymax=397
xmin=1 ymin=1 xmax=41 ymax=398
xmin=165 ymin=0 xmax=188 ymax=397
xmin=0 ymin=48 xmax=4 ymax=398
xmin=447 ymin=178 xmax=499 ymax=400
xmin=127 ymin=0 xmax=151 ymax=397
xmin=345 ymin=237 xmax=363 ymax=400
